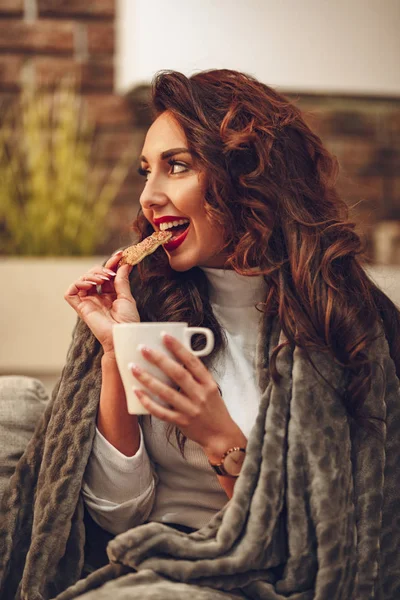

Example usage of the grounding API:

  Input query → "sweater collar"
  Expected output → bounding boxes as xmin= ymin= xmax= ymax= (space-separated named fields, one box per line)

xmin=199 ymin=266 xmax=267 ymax=308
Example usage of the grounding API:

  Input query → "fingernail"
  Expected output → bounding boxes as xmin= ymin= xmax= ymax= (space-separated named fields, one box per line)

xmin=85 ymin=281 xmax=98 ymax=286
xmin=161 ymin=332 xmax=173 ymax=343
xmin=103 ymin=268 xmax=116 ymax=276
xmin=112 ymin=250 xmax=124 ymax=256
xmin=137 ymin=344 xmax=151 ymax=354
xmin=98 ymin=274 xmax=111 ymax=281
xmin=128 ymin=362 xmax=142 ymax=374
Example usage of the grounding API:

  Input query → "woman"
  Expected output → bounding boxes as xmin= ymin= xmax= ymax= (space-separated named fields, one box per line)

xmin=1 ymin=69 xmax=399 ymax=600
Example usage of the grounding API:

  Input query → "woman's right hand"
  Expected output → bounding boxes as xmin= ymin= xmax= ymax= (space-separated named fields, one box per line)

xmin=64 ymin=251 xmax=140 ymax=354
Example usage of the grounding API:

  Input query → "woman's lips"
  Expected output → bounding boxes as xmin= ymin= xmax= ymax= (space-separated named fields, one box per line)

xmin=163 ymin=225 xmax=190 ymax=251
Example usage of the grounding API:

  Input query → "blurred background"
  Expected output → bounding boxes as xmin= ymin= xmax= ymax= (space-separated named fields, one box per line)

xmin=0 ymin=0 xmax=399 ymax=393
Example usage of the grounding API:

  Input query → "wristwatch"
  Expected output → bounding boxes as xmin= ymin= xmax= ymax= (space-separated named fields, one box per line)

xmin=209 ymin=447 xmax=246 ymax=477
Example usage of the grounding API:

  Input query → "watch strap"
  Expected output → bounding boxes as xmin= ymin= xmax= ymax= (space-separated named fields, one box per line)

xmin=210 ymin=462 xmax=229 ymax=476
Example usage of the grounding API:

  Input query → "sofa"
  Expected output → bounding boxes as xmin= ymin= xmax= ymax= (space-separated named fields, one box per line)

xmin=0 ymin=375 xmax=49 ymax=502
xmin=0 ymin=374 xmax=115 ymax=576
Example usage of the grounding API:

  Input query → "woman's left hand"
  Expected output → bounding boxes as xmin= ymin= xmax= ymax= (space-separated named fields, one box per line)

xmin=130 ymin=333 xmax=245 ymax=458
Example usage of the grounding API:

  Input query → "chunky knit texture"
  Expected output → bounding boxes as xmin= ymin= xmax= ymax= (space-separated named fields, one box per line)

xmin=0 ymin=275 xmax=399 ymax=599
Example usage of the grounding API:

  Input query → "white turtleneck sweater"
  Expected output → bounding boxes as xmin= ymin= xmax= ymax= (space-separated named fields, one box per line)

xmin=82 ymin=267 xmax=268 ymax=534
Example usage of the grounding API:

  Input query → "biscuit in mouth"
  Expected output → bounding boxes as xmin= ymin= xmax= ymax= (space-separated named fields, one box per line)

xmin=118 ymin=230 xmax=173 ymax=267
xmin=166 ymin=222 xmax=190 ymax=241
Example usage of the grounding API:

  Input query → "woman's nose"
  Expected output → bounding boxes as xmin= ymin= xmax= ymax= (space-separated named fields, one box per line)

xmin=139 ymin=187 xmax=169 ymax=211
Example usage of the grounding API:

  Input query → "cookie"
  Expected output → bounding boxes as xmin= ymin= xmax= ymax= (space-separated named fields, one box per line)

xmin=118 ymin=230 xmax=173 ymax=267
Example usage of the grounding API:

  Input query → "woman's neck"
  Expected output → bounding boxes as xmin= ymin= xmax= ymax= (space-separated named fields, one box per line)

xmin=199 ymin=266 xmax=267 ymax=308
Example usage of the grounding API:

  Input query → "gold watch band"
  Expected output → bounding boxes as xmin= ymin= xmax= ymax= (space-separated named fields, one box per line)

xmin=209 ymin=446 xmax=246 ymax=477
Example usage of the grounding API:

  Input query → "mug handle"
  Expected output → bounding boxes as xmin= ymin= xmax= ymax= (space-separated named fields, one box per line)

xmin=184 ymin=327 xmax=214 ymax=357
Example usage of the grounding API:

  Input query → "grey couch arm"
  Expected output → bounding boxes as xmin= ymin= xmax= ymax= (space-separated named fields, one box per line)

xmin=0 ymin=375 xmax=49 ymax=502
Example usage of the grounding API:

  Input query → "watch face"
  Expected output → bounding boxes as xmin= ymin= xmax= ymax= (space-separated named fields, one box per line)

xmin=224 ymin=449 xmax=246 ymax=476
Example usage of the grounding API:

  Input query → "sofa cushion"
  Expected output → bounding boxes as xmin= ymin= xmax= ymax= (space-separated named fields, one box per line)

xmin=0 ymin=375 xmax=49 ymax=502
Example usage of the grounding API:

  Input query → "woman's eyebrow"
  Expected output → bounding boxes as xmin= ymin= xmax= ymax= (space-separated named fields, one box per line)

xmin=140 ymin=147 xmax=192 ymax=162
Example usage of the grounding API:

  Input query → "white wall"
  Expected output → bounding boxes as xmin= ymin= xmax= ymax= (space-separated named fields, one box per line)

xmin=0 ymin=257 xmax=107 ymax=397
xmin=116 ymin=0 xmax=400 ymax=96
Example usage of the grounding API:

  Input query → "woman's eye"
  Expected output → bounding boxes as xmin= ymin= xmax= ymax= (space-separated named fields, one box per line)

xmin=136 ymin=161 xmax=188 ymax=181
xmin=169 ymin=160 xmax=188 ymax=174
xmin=137 ymin=166 xmax=149 ymax=179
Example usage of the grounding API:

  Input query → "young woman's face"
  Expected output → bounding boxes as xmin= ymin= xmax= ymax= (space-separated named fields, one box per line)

xmin=138 ymin=111 xmax=229 ymax=271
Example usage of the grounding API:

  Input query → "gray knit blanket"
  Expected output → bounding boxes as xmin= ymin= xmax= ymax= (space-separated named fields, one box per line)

xmin=0 ymin=307 xmax=399 ymax=600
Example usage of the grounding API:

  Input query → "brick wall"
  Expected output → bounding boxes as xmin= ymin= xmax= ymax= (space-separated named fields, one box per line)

xmin=0 ymin=0 xmax=143 ymax=255
xmin=292 ymin=93 xmax=400 ymax=262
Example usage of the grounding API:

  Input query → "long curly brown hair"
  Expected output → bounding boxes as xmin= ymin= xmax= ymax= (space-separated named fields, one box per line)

xmin=130 ymin=68 xmax=400 ymax=454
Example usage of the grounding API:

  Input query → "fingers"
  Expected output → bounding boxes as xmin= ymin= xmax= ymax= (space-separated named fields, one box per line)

xmin=134 ymin=341 xmax=212 ymax=401
xmin=64 ymin=252 xmax=121 ymax=309
xmin=114 ymin=263 xmax=134 ymax=299
xmin=64 ymin=275 xmax=99 ymax=302
xmin=103 ymin=250 xmax=124 ymax=272
xmin=65 ymin=268 xmax=114 ymax=300
xmin=130 ymin=364 xmax=198 ymax=419
xmin=65 ymin=250 xmax=124 ymax=298
xmin=64 ymin=249 xmax=134 ymax=312
xmin=103 ymin=250 xmax=133 ymax=299
xmin=134 ymin=389 xmax=192 ymax=427
xmin=161 ymin=334 xmax=212 ymax=386
xmin=64 ymin=279 xmax=98 ymax=301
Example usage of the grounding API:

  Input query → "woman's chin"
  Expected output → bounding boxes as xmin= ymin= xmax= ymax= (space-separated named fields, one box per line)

xmin=165 ymin=249 xmax=197 ymax=271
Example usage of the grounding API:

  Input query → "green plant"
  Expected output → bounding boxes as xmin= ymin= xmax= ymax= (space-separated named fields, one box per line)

xmin=0 ymin=79 xmax=134 ymax=256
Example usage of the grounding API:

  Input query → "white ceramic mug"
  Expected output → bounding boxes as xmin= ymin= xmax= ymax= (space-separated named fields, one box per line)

xmin=112 ymin=322 xmax=215 ymax=414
